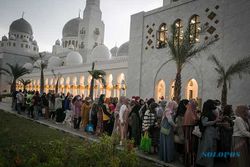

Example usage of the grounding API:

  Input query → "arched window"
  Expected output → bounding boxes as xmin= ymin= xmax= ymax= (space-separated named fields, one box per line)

xmin=189 ymin=15 xmax=201 ymax=43
xmin=69 ymin=40 xmax=71 ymax=45
xmin=72 ymin=40 xmax=75 ymax=46
xmin=65 ymin=41 xmax=68 ymax=47
xmin=173 ymin=19 xmax=184 ymax=46
xmin=156 ymin=23 xmax=168 ymax=49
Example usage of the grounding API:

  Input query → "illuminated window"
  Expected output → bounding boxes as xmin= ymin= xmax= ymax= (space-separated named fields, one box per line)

xmin=189 ymin=15 xmax=201 ymax=43
xmin=156 ymin=23 xmax=168 ymax=49
xmin=173 ymin=19 xmax=183 ymax=47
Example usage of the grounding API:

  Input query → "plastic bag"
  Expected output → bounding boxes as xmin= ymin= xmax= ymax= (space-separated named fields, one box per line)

xmin=140 ymin=132 xmax=151 ymax=153
xmin=85 ymin=123 xmax=94 ymax=133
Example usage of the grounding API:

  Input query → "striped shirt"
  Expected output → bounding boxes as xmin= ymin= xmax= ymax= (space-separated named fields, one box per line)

xmin=142 ymin=110 xmax=157 ymax=131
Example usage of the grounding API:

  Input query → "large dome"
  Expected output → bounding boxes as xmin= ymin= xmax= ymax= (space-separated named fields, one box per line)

xmin=91 ymin=44 xmax=111 ymax=61
xmin=66 ymin=51 xmax=83 ymax=66
xmin=117 ymin=41 xmax=129 ymax=57
xmin=9 ymin=18 xmax=33 ymax=35
xmin=62 ymin=17 xmax=81 ymax=37
xmin=48 ymin=56 xmax=62 ymax=68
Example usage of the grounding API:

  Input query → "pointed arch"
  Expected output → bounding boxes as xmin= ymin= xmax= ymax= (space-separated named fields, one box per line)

xmin=186 ymin=78 xmax=198 ymax=100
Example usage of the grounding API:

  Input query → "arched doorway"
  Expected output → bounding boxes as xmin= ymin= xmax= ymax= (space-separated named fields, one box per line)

xmin=156 ymin=80 xmax=166 ymax=101
xmin=59 ymin=77 xmax=65 ymax=94
xmin=117 ymin=73 xmax=126 ymax=97
xmin=186 ymin=79 xmax=198 ymax=100
xmin=79 ymin=76 xmax=84 ymax=96
xmin=72 ymin=77 xmax=77 ymax=96
xmin=65 ymin=77 xmax=70 ymax=94
xmin=106 ymin=74 xmax=113 ymax=98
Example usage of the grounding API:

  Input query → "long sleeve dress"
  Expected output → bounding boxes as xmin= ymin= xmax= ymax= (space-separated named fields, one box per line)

xmin=159 ymin=112 xmax=176 ymax=162
xmin=196 ymin=117 xmax=218 ymax=167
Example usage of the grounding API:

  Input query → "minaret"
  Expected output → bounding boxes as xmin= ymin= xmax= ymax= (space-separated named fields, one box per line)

xmin=83 ymin=0 xmax=101 ymax=20
xmin=78 ymin=0 xmax=104 ymax=62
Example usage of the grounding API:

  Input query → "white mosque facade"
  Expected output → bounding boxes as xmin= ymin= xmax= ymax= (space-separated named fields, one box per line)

xmin=1 ymin=0 xmax=250 ymax=105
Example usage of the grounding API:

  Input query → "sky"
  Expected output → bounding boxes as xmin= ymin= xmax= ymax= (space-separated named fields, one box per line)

xmin=0 ymin=0 xmax=162 ymax=52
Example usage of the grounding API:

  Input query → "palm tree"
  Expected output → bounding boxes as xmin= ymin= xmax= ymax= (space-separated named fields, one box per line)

xmin=167 ymin=24 xmax=218 ymax=103
xmin=88 ymin=62 xmax=106 ymax=100
xmin=51 ymin=69 xmax=62 ymax=94
xmin=19 ymin=78 xmax=31 ymax=91
xmin=208 ymin=55 xmax=250 ymax=108
xmin=31 ymin=52 xmax=47 ymax=94
xmin=0 ymin=63 xmax=30 ymax=93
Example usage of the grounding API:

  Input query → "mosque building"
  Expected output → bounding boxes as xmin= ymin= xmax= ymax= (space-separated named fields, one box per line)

xmin=1 ymin=0 xmax=250 ymax=105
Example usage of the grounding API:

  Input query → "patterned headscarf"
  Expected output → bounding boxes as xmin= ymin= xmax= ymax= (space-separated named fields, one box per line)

xmin=165 ymin=100 xmax=178 ymax=117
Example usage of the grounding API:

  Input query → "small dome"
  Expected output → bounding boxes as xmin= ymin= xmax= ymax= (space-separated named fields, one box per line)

xmin=9 ymin=35 xmax=16 ymax=40
xmin=110 ymin=46 xmax=118 ymax=57
xmin=62 ymin=17 xmax=81 ymax=37
xmin=32 ymin=40 xmax=37 ymax=45
xmin=9 ymin=18 xmax=33 ymax=35
xmin=91 ymin=44 xmax=111 ymax=61
xmin=55 ymin=39 xmax=60 ymax=45
xmin=23 ymin=63 xmax=33 ymax=71
xmin=68 ymin=44 xmax=74 ymax=50
xmin=48 ymin=56 xmax=62 ymax=68
xmin=117 ymin=41 xmax=129 ymax=57
xmin=2 ymin=36 xmax=8 ymax=41
xmin=66 ymin=51 xmax=83 ymax=66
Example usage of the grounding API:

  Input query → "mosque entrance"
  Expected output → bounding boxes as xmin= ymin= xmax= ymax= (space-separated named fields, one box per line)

xmin=186 ymin=79 xmax=198 ymax=99
xmin=156 ymin=80 xmax=166 ymax=101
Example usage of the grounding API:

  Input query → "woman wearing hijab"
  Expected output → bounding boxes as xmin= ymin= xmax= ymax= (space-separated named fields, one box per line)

xmin=231 ymin=105 xmax=250 ymax=167
xmin=128 ymin=104 xmax=141 ymax=146
xmin=174 ymin=99 xmax=189 ymax=155
xmin=183 ymin=99 xmax=199 ymax=167
xmin=73 ymin=95 xmax=82 ymax=129
xmin=96 ymin=94 xmax=106 ymax=136
xmin=81 ymin=97 xmax=92 ymax=130
xmin=196 ymin=100 xmax=221 ymax=167
xmin=159 ymin=100 xmax=178 ymax=162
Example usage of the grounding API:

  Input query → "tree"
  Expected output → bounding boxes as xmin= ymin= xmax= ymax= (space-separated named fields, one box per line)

xmin=0 ymin=63 xmax=30 ymax=93
xmin=208 ymin=55 xmax=250 ymax=108
xmin=31 ymin=52 xmax=47 ymax=94
xmin=88 ymin=62 xmax=106 ymax=100
xmin=167 ymin=24 xmax=218 ymax=103
xmin=51 ymin=69 xmax=62 ymax=94
xmin=19 ymin=78 xmax=31 ymax=91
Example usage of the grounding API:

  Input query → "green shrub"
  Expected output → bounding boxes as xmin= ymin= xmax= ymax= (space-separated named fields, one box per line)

xmin=0 ymin=135 xmax=138 ymax=167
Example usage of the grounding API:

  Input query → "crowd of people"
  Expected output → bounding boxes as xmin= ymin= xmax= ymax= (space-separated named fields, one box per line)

xmin=11 ymin=89 xmax=250 ymax=167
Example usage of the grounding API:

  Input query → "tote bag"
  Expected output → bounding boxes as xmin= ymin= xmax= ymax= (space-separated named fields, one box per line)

xmin=160 ymin=117 xmax=171 ymax=135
